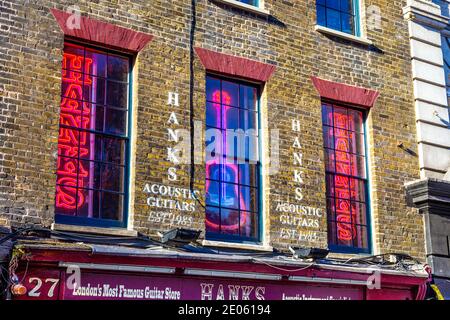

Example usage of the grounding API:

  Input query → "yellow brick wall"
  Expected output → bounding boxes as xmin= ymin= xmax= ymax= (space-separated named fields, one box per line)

xmin=0 ymin=0 xmax=426 ymax=260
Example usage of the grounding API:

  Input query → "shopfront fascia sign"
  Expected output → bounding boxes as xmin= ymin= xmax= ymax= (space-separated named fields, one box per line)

xmin=15 ymin=268 xmax=363 ymax=301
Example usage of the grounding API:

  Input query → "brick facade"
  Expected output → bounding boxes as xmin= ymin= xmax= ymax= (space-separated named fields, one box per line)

xmin=0 ymin=0 xmax=426 ymax=259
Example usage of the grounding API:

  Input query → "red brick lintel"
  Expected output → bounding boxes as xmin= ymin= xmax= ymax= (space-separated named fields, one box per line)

xmin=50 ymin=8 xmax=153 ymax=53
xmin=311 ymin=76 xmax=380 ymax=108
xmin=195 ymin=47 xmax=276 ymax=82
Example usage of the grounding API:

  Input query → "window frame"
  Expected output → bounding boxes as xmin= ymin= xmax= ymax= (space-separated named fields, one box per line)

xmin=55 ymin=40 xmax=133 ymax=229
xmin=212 ymin=0 xmax=270 ymax=17
xmin=204 ymin=73 xmax=263 ymax=244
xmin=442 ymin=37 xmax=450 ymax=99
xmin=321 ymin=100 xmax=372 ymax=254
xmin=316 ymin=0 xmax=362 ymax=37
xmin=237 ymin=0 xmax=259 ymax=7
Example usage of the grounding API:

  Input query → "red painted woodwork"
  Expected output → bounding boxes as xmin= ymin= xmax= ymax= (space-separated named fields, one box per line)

xmin=17 ymin=247 xmax=428 ymax=288
xmin=50 ymin=9 xmax=153 ymax=52
xmin=311 ymin=76 xmax=380 ymax=108
xmin=195 ymin=47 xmax=276 ymax=82
xmin=10 ymin=245 xmax=429 ymax=300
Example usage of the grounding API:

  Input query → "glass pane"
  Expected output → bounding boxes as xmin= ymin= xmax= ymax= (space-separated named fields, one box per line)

xmin=85 ymin=49 xmax=107 ymax=78
xmin=326 ymin=174 xmax=335 ymax=197
xmin=354 ymin=133 xmax=365 ymax=155
xmin=340 ymin=0 xmax=352 ymax=13
xmin=61 ymin=73 xmax=84 ymax=100
xmin=317 ymin=0 xmax=326 ymax=5
xmin=350 ymin=155 xmax=366 ymax=178
xmin=107 ymin=55 xmax=129 ymax=82
xmin=100 ymin=191 xmax=123 ymax=221
xmin=57 ymin=131 xmax=80 ymax=156
xmin=337 ymin=222 xmax=354 ymax=246
xmin=334 ymin=175 xmax=351 ymax=199
xmin=223 ymin=106 xmax=239 ymax=130
xmin=77 ymin=189 xmax=101 ymax=219
xmin=55 ymin=185 xmax=77 ymax=215
xmin=92 ymin=77 xmax=106 ymax=105
xmin=77 ymin=132 xmax=101 ymax=162
xmin=322 ymin=104 xmax=334 ymax=126
xmin=240 ymin=186 xmax=258 ymax=212
xmin=59 ymin=100 xmax=84 ymax=128
xmin=239 ymin=85 xmax=257 ymax=110
xmin=327 ymin=198 xmax=337 ymax=221
xmin=336 ymin=198 xmax=352 ymax=221
xmin=206 ymin=180 xmax=220 ymax=207
xmin=102 ymin=137 xmax=126 ymax=164
xmin=75 ymin=188 xmax=90 ymax=217
xmin=93 ymin=105 xmax=105 ymax=132
xmin=349 ymin=178 xmax=366 ymax=202
xmin=239 ymin=109 xmax=258 ymax=132
xmin=101 ymin=164 xmax=125 ymax=193
xmin=335 ymin=151 xmax=352 ymax=175
xmin=105 ymin=107 xmax=127 ymax=136
xmin=206 ymin=102 xmax=221 ymax=128
xmin=355 ymin=225 xmax=369 ymax=249
xmin=56 ymin=157 xmax=79 ymax=186
xmin=222 ymin=164 xmax=239 ymax=184
xmin=225 ymin=130 xmax=245 ymax=161
xmin=245 ymin=135 xmax=259 ymax=162
xmin=323 ymin=126 xmax=334 ymax=149
xmin=205 ymin=206 xmax=220 ymax=233
xmin=348 ymin=109 xmax=364 ymax=132
xmin=239 ymin=162 xmax=258 ymax=187
xmin=220 ymin=209 xmax=240 ymax=235
xmin=206 ymin=77 xmax=221 ymax=103
xmin=341 ymin=13 xmax=354 ymax=34
xmin=352 ymin=201 xmax=367 ymax=225
xmin=78 ymin=160 xmax=101 ymax=190
xmin=205 ymin=126 xmax=223 ymax=161
xmin=82 ymin=77 xmax=95 ymax=102
xmin=316 ymin=5 xmax=327 ymax=26
xmin=334 ymin=132 xmax=365 ymax=155
xmin=240 ymin=211 xmax=258 ymax=238
xmin=326 ymin=8 xmax=341 ymax=30
xmin=206 ymin=161 xmax=221 ymax=181
xmin=62 ymin=44 xmax=84 ymax=71
xmin=221 ymin=183 xmax=239 ymax=209
xmin=326 ymin=0 xmax=340 ymax=10
xmin=222 ymin=81 xmax=239 ymax=107
xmin=328 ymin=221 xmax=338 ymax=246
xmin=333 ymin=107 xmax=349 ymax=129
xmin=334 ymin=129 xmax=354 ymax=153
xmin=107 ymin=80 xmax=128 ymax=108
xmin=324 ymin=149 xmax=335 ymax=172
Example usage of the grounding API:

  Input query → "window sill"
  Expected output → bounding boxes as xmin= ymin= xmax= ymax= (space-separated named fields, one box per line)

xmin=212 ymin=0 xmax=270 ymax=17
xmin=51 ymin=223 xmax=138 ymax=237
xmin=327 ymin=252 xmax=373 ymax=260
xmin=202 ymin=239 xmax=273 ymax=252
xmin=315 ymin=25 xmax=373 ymax=46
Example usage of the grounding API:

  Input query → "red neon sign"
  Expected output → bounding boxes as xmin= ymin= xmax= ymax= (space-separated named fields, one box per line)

xmin=329 ymin=112 xmax=359 ymax=242
xmin=56 ymin=52 xmax=93 ymax=212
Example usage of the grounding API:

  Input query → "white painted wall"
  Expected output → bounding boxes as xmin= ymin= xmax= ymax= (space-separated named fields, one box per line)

xmin=404 ymin=0 xmax=450 ymax=178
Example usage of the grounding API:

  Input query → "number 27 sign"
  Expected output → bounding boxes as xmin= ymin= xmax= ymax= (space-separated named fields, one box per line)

xmin=13 ymin=269 xmax=62 ymax=300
